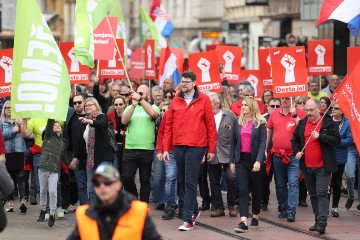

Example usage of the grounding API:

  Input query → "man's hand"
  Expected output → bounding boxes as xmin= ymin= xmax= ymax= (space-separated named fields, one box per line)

xmin=230 ymin=163 xmax=235 ymax=173
xmin=207 ymin=153 xmax=215 ymax=162
xmin=157 ymin=153 xmax=163 ymax=161
xmin=163 ymin=151 xmax=170 ymax=162
xmin=69 ymin=158 xmax=77 ymax=170
xmin=311 ymin=131 xmax=320 ymax=139
xmin=252 ymin=161 xmax=261 ymax=172
xmin=131 ymin=91 xmax=140 ymax=105
xmin=295 ymin=152 xmax=303 ymax=160
xmin=0 ymin=154 xmax=6 ymax=164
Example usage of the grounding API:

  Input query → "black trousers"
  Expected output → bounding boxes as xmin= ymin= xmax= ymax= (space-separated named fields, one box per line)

xmin=260 ymin=162 xmax=274 ymax=204
xmin=330 ymin=164 xmax=345 ymax=208
xmin=122 ymin=149 xmax=154 ymax=203
xmin=198 ymin=162 xmax=211 ymax=204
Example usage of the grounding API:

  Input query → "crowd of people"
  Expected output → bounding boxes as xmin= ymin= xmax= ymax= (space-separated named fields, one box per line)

xmin=0 ymin=71 xmax=359 ymax=238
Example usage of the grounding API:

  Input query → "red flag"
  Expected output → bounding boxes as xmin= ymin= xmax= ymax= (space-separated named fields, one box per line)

xmin=329 ymin=76 xmax=347 ymax=102
xmin=150 ymin=0 xmax=160 ymax=21
xmin=337 ymin=60 xmax=360 ymax=154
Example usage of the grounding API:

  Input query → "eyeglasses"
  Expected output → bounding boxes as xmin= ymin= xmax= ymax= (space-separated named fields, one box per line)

xmin=332 ymin=107 xmax=341 ymax=110
xmin=296 ymin=102 xmax=306 ymax=105
xmin=269 ymin=105 xmax=281 ymax=108
xmin=137 ymin=92 xmax=144 ymax=96
xmin=120 ymin=93 xmax=130 ymax=97
xmin=263 ymin=95 xmax=272 ymax=98
xmin=161 ymin=109 xmax=167 ymax=112
xmin=73 ymin=101 xmax=83 ymax=105
xmin=164 ymin=95 xmax=173 ymax=99
xmin=84 ymin=103 xmax=95 ymax=108
xmin=114 ymin=103 xmax=124 ymax=107
xmin=305 ymin=108 xmax=317 ymax=113
xmin=92 ymin=179 xmax=116 ymax=187
xmin=4 ymin=107 xmax=11 ymax=110
xmin=180 ymin=81 xmax=193 ymax=85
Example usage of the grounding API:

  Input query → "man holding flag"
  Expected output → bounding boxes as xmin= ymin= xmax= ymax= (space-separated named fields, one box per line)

xmin=292 ymin=99 xmax=340 ymax=234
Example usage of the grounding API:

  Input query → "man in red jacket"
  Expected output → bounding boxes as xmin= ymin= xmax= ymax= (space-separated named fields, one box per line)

xmin=163 ymin=71 xmax=217 ymax=231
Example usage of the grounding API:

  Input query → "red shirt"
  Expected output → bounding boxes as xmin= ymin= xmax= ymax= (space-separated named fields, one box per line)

xmin=304 ymin=118 xmax=324 ymax=168
xmin=230 ymin=99 xmax=267 ymax=116
xmin=267 ymin=108 xmax=306 ymax=153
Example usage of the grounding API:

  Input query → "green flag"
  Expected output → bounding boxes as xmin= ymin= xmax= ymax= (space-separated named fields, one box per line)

xmin=11 ymin=0 xmax=71 ymax=121
xmin=140 ymin=5 xmax=167 ymax=55
xmin=74 ymin=0 xmax=113 ymax=68
xmin=109 ymin=0 xmax=128 ymax=65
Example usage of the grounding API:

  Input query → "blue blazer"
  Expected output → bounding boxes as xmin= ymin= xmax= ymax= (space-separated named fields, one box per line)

xmin=229 ymin=118 xmax=267 ymax=163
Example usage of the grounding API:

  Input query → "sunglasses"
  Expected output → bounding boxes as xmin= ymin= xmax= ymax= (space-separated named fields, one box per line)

xmin=120 ymin=93 xmax=130 ymax=97
xmin=164 ymin=95 xmax=173 ymax=99
xmin=114 ymin=103 xmax=124 ymax=107
xmin=4 ymin=107 xmax=11 ymax=110
xmin=73 ymin=101 xmax=83 ymax=105
xmin=92 ymin=179 xmax=116 ymax=187
xmin=270 ymin=105 xmax=281 ymax=108
xmin=332 ymin=107 xmax=341 ymax=110
xmin=297 ymin=102 xmax=306 ymax=105
xmin=138 ymin=92 xmax=144 ymax=96
xmin=161 ymin=109 xmax=167 ymax=112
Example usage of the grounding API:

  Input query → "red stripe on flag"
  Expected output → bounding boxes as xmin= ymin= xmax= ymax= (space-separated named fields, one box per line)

xmin=316 ymin=0 xmax=344 ymax=26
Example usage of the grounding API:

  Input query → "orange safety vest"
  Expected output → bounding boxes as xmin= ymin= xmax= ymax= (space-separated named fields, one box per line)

xmin=76 ymin=200 xmax=148 ymax=240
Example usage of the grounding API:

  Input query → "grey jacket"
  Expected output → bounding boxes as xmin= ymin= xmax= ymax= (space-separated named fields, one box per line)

xmin=229 ymin=118 xmax=267 ymax=163
xmin=212 ymin=109 xmax=235 ymax=164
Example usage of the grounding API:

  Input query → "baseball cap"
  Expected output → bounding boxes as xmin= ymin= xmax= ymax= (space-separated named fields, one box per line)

xmin=92 ymin=165 xmax=120 ymax=181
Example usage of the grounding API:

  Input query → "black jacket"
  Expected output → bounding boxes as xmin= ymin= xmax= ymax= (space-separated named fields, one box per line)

xmin=229 ymin=119 xmax=267 ymax=163
xmin=67 ymin=190 xmax=162 ymax=240
xmin=292 ymin=115 xmax=341 ymax=173
xmin=74 ymin=114 xmax=114 ymax=165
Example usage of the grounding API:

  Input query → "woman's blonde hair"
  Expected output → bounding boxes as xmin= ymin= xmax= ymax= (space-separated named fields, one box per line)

xmin=219 ymin=86 xmax=233 ymax=109
xmin=238 ymin=97 xmax=266 ymax=128
xmin=0 ymin=100 xmax=21 ymax=125
xmin=84 ymin=97 xmax=102 ymax=113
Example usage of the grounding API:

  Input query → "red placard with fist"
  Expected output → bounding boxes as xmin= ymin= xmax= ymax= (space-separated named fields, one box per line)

xmin=0 ymin=48 xmax=13 ymax=97
xmin=307 ymin=40 xmax=333 ymax=75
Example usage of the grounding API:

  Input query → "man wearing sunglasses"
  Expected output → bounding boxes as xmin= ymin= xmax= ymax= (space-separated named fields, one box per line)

xmin=68 ymin=165 xmax=161 ymax=240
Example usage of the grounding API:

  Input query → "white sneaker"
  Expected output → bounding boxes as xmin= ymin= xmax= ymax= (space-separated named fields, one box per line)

xmin=56 ymin=207 xmax=64 ymax=219
xmin=44 ymin=213 xmax=50 ymax=221
xmin=6 ymin=200 xmax=14 ymax=212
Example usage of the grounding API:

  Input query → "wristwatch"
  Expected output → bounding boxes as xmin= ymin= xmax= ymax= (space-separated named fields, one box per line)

xmin=292 ymin=113 xmax=298 ymax=118
xmin=138 ymin=96 xmax=143 ymax=102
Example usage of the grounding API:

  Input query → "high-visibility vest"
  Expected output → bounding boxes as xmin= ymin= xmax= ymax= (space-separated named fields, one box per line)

xmin=76 ymin=200 xmax=148 ymax=240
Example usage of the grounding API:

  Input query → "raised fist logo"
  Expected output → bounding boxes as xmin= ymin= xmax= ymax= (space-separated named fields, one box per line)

xmin=223 ymin=50 xmax=234 ymax=73
xmin=280 ymin=54 xmax=296 ymax=83
xmin=147 ymin=45 xmax=152 ymax=68
xmin=197 ymin=57 xmax=211 ymax=83
xmin=266 ymin=54 xmax=272 ymax=77
xmin=108 ymin=48 xmax=117 ymax=68
xmin=247 ymin=74 xmax=259 ymax=96
xmin=315 ymin=44 xmax=326 ymax=65
xmin=0 ymin=56 xmax=12 ymax=83
xmin=68 ymin=47 xmax=79 ymax=72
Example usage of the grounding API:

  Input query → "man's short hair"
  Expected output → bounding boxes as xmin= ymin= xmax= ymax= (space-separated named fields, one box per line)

xmin=239 ymin=81 xmax=252 ymax=86
xmin=120 ymin=86 xmax=130 ymax=92
xmin=243 ymin=85 xmax=255 ymax=93
xmin=268 ymin=97 xmax=281 ymax=105
xmin=182 ymin=71 xmax=196 ymax=81
xmin=309 ymin=79 xmax=320 ymax=86
xmin=152 ymin=85 xmax=163 ymax=95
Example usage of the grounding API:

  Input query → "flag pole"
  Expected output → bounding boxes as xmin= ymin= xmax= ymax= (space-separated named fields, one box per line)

xmin=96 ymin=60 xmax=100 ymax=77
xmin=105 ymin=16 xmax=133 ymax=92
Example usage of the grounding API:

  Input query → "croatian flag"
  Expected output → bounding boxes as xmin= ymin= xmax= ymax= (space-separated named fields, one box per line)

xmin=150 ymin=0 xmax=174 ymax=38
xmin=317 ymin=0 xmax=360 ymax=38
xmin=159 ymin=46 xmax=181 ymax=89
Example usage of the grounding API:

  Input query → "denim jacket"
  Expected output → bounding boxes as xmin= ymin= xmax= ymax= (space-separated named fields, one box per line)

xmin=0 ymin=119 xmax=26 ymax=153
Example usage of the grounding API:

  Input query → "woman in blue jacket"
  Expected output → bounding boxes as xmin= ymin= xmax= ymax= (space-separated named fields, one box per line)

xmin=329 ymin=103 xmax=352 ymax=217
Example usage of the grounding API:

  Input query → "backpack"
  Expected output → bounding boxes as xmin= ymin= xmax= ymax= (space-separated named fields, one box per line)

xmin=107 ymin=120 xmax=118 ymax=152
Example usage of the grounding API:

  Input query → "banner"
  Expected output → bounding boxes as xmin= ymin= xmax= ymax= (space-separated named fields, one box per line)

xmin=166 ymin=48 xmax=184 ymax=74
xmin=347 ymin=47 xmax=360 ymax=74
xmin=144 ymin=39 xmax=155 ymax=79
xmin=270 ymin=46 xmax=308 ymax=98
xmin=99 ymin=39 xmax=125 ymax=79
xmin=94 ymin=16 xmax=118 ymax=60
xmin=129 ymin=48 xmax=145 ymax=79
xmin=217 ymin=45 xmax=242 ymax=81
xmin=188 ymin=50 xmax=222 ymax=93
xmin=258 ymin=48 xmax=273 ymax=87
xmin=60 ymin=42 xmax=90 ymax=84
xmin=239 ymin=70 xmax=263 ymax=98
xmin=159 ymin=45 xmax=181 ymax=89
xmin=149 ymin=0 xmax=174 ymax=38
xmin=337 ymin=61 xmax=360 ymax=154
xmin=11 ymin=0 xmax=70 ymax=121
xmin=307 ymin=40 xmax=333 ymax=75
xmin=0 ymin=49 xmax=13 ymax=97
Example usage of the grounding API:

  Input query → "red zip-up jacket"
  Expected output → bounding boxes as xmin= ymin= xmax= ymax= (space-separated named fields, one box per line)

xmin=163 ymin=87 xmax=217 ymax=153
xmin=156 ymin=112 xmax=174 ymax=153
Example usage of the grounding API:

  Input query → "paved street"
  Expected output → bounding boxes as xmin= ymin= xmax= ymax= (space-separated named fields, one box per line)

xmin=2 ymin=182 xmax=360 ymax=240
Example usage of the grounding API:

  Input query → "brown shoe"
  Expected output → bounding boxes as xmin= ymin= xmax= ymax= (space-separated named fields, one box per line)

xmin=210 ymin=208 xmax=225 ymax=217
xmin=229 ymin=205 xmax=237 ymax=217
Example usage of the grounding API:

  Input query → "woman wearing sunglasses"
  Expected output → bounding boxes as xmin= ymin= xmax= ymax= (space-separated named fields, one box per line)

xmin=107 ymin=96 xmax=127 ymax=174
xmin=163 ymin=90 xmax=174 ymax=104
xmin=329 ymin=103 xmax=352 ymax=217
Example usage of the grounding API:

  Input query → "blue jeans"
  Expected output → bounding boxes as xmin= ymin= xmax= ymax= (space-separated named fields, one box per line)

xmin=74 ymin=160 xmax=88 ymax=205
xmin=303 ymin=167 xmax=331 ymax=225
xmin=33 ymin=154 xmax=41 ymax=193
xmin=152 ymin=152 xmax=177 ymax=210
xmin=113 ymin=143 xmax=123 ymax=174
xmin=87 ymin=161 xmax=113 ymax=200
xmin=273 ymin=154 xmax=299 ymax=214
xmin=174 ymin=146 xmax=206 ymax=224
xmin=345 ymin=146 xmax=358 ymax=198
